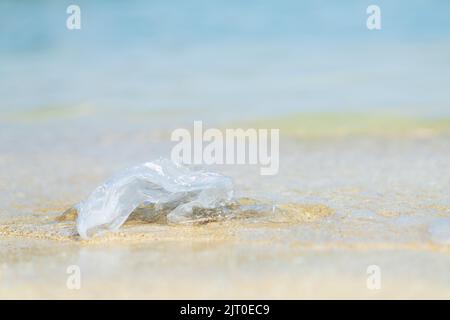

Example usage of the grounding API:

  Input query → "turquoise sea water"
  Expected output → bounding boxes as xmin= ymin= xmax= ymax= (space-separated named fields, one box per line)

xmin=1 ymin=0 xmax=450 ymax=119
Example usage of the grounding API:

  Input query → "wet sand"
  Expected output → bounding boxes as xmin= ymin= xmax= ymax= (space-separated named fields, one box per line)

xmin=1 ymin=214 xmax=450 ymax=299
xmin=1 ymin=115 xmax=450 ymax=299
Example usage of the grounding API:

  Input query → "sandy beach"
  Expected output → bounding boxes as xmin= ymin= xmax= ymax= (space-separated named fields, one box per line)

xmin=1 ymin=114 xmax=449 ymax=299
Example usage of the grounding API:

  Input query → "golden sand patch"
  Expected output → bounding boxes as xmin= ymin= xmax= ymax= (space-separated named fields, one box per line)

xmin=56 ymin=207 xmax=78 ymax=222
xmin=377 ymin=210 xmax=403 ymax=218
xmin=0 ymin=201 xmax=335 ymax=243
xmin=274 ymin=203 xmax=334 ymax=223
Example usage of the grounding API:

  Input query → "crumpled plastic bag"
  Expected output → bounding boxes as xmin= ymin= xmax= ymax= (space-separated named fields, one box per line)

xmin=76 ymin=158 xmax=234 ymax=239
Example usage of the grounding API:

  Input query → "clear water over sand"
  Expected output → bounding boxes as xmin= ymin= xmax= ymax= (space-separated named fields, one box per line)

xmin=1 ymin=115 xmax=449 ymax=299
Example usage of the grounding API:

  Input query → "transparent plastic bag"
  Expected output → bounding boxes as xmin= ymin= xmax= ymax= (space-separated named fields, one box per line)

xmin=76 ymin=158 xmax=233 ymax=239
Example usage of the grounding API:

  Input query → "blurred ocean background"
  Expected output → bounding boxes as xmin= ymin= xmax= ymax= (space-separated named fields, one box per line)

xmin=1 ymin=0 xmax=450 ymax=120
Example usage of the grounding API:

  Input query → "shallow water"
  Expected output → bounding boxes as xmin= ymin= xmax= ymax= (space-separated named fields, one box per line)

xmin=1 ymin=116 xmax=449 ymax=298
